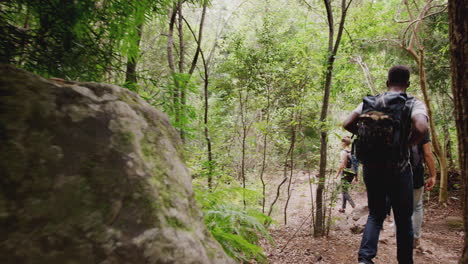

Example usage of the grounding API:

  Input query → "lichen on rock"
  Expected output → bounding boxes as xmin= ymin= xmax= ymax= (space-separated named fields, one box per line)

xmin=0 ymin=65 xmax=233 ymax=264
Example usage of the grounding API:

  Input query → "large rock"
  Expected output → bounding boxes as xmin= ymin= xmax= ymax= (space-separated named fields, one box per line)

xmin=0 ymin=65 xmax=233 ymax=264
xmin=334 ymin=205 xmax=368 ymax=234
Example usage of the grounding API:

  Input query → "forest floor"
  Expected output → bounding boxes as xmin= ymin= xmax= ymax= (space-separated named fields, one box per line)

xmin=259 ymin=170 xmax=464 ymax=264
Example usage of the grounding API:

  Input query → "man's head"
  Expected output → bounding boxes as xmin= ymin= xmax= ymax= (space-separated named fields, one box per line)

xmin=341 ymin=136 xmax=351 ymax=148
xmin=386 ymin=65 xmax=410 ymax=90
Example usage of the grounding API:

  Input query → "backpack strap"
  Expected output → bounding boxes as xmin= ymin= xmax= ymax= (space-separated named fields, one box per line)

xmin=399 ymin=97 xmax=415 ymax=165
xmin=404 ymin=97 xmax=415 ymax=136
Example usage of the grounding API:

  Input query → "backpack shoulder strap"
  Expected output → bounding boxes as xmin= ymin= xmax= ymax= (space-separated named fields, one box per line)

xmin=399 ymin=96 xmax=416 ymax=159
xmin=404 ymin=97 xmax=416 ymax=124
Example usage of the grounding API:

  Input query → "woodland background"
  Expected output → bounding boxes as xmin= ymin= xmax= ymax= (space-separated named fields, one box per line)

xmin=1 ymin=0 xmax=465 ymax=262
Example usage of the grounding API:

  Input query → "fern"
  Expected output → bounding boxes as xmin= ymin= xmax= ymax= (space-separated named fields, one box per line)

xmin=194 ymin=184 xmax=273 ymax=263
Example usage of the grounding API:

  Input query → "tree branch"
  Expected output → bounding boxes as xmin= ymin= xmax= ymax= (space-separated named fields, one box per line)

xmin=188 ymin=0 xmax=208 ymax=76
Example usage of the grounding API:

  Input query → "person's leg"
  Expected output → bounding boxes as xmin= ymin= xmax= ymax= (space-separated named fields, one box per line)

xmin=341 ymin=180 xmax=349 ymax=211
xmin=341 ymin=192 xmax=346 ymax=210
xmin=358 ymin=167 xmax=387 ymax=264
xmin=391 ymin=165 xmax=414 ymax=264
xmin=344 ymin=191 xmax=356 ymax=208
xmin=412 ymin=187 xmax=424 ymax=246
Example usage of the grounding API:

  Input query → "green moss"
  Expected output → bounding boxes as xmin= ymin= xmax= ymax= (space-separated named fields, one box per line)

xmin=122 ymin=131 xmax=134 ymax=144
xmin=119 ymin=92 xmax=139 ymax=106
xmin=165 ymin=216 xmax=186 ymax=229
xmin=141 ymin=142 xmax=154 ymax=158
xmin=113 ymin=131 xmax=134 ymax=153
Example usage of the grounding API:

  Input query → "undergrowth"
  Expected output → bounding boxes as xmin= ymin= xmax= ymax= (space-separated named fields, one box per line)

xmin=194 ymin=181 xmax=274 ymax=263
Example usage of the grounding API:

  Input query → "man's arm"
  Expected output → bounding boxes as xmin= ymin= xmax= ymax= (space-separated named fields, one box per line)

xmin=423 ymin=142 xmax=437 ymax=191
xmin=408 ymin=113 xmax=428 ymax=145
xmin=343 ymin=112 xmax=360 ymax=134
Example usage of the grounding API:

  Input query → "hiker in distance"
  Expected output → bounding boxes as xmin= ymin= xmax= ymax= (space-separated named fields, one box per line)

xmin=335 ymin=136 xmax=358 ymax=213
xmin=410 ymin=131 xmax=437 ymax=249
xmin=343 ymin=65 xmax=428 ymax=264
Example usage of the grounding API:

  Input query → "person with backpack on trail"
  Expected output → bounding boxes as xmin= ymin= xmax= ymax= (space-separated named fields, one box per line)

xmin=410 ymin=132 xmax=437 ymax=249
xmin=335 ymin=136 xmax=358 ymax=213
xmin=342 ymin=65 xmax=429 ymax=264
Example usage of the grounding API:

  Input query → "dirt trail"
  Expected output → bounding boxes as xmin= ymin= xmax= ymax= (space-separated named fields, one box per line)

xmin=260 ymin=170 xmax=463 ymax=264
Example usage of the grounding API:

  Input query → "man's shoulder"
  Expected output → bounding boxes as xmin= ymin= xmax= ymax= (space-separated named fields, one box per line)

xmin=408 ymin=96 xmax=427 ymax=117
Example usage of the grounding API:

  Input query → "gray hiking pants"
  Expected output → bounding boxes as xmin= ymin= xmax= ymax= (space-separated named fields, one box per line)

xmin=342 ymin=191 xmax=355 ymax=209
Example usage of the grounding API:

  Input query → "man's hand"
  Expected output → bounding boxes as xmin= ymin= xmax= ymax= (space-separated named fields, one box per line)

xmin=425 ymin=176 xmax=436 ymax=191
xmin=422 ymin=142 xmax=437 ymax=192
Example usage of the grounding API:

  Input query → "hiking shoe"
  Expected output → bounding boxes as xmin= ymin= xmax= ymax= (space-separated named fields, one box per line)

xmin=339 ymin=208 xmax=345 ymax=213
xmin=414 ymin=238 xmax=421 ymax=249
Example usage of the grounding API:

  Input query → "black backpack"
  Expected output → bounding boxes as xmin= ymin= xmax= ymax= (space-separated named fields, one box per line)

xmin=343 ymin=149 xmax=359 ymax=183
xmin=354 ymin=92 xmax=414 ymax=166
xmin=344 ymin=149 xmax=359 ymax=175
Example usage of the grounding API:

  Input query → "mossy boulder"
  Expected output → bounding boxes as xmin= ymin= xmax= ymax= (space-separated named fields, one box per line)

xmin=0 ymin=65 xmax=233 ymax=264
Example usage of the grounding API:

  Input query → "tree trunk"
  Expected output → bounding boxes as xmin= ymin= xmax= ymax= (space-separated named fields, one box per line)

xmin=417 ymin=52 xmax=449 ymax=204
xmin=177 ymin=0 xmax=185 ymax=141
xmin=448 ymin=0 xmax=467 ymax=263
xmin=352 ymin=55 xmax=377 ymax=94
xmin=167 ymin=5 xmax=179 ymax=126
xmin=125 ymin=23 xmax=143 ymax=86
xmin=173 ymin=0 xmax=208 ymax=141
xmin=398 ymin=0 xmax=450 ymax=204
xmin=238 ymin=89 xmax=250 ymax=207
xmin=259 ymin=86 xmax=271 ymax=213
xmin=19 ymin=5 xmax=30 ymax=66
xmin=315 ymin=0 xmax=352 ymax=237
xmin=267 ymin=136 xmax=295 ymax=219
xmin=201 ymin=51 xmax=213 ymax=189
xmin=284 ymin=116 xmax=297 ymax=225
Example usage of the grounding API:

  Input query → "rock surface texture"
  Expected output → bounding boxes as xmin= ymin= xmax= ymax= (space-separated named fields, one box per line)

xmin=0 ymin=65 xmax=233 ymax=264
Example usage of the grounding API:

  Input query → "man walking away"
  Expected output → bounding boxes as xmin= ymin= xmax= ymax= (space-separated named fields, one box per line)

xmin=335 ymin=136 xmax=357 ymax=213
xmin=410 ymin=132 xmax=437 ymax=249
xmin=343 ymin=65 xmax=428 ymax=264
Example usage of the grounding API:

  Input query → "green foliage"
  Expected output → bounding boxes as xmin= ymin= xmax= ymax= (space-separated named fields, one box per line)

xmin=194 ymin=183 xmax=273 ymax=263
xmin=1 ymin=0 xmax=458 ymax=259
xmin=0 ymin=0 xmax=172 ymax=80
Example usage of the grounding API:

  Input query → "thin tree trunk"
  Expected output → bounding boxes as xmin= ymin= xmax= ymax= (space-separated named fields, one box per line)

xmin=308 ymin=168 xmax=315 ymax=231
xmin=398 ymin=0 xmax=449 ymax=204
xmin=259 ymin=86 xmax=271 ymax=213
xmin=182 ymin=2 xmax=212 ymax=188
xmin=267 ymin=136 xmax=296 ymax=219
xmin=315 ymin=0 xmax=352 ymax=237
xmin=19 ymin=5 xmax=30 ymax=66
xmin=125 ymin=23 xmax=143 ymax=86
xmin=167 ymin=5 xmax=179 ymax=126
xmin=177 ymin=0 xmax=208 ymax=141
xmin=238 ymin=89 xmax=250 ymax=207
xmin=177 ymin=0 xmax=186 ymax=140
xmin=446 ymin=133 xmax=454 ymax=170
xmin=283 ymin=118 xmax=297 ymax=225
xmin=200 ymin=49 xmax=213 ymax=189
xmin=447 ymin=0 xmax=467 ymax=262
xmin=417 ymin=52 xmax=449 ymax=204
xmin=188 ymin=0 xmax=207 ymax=76
xmin=352 ymin=55 xmax=377 ymax=94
